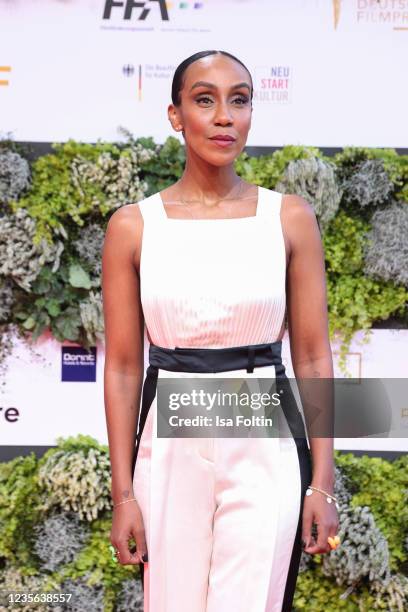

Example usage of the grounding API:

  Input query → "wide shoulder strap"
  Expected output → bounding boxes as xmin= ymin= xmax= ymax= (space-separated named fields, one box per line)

xmin=258 ymin=186 xmax=283 ymax=217
xmin=138 ymin=192 xmax=164 ymax=222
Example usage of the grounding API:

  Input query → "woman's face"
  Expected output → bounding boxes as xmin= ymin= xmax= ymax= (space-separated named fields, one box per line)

xmin=170 ymin=54 xmax=253 ymax=166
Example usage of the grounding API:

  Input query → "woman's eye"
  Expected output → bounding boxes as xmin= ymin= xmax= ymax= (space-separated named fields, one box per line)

xmin=196 ymin=96 xmax=213 ymax=104
xmin=233 ymin=96 xmax=249 ymax=105
xmin=196 ymin=96 xmax=249 ymax=105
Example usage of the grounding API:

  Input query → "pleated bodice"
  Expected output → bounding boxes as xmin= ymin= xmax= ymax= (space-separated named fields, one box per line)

xmin=138 ymin=186 xmax=286 ymax=349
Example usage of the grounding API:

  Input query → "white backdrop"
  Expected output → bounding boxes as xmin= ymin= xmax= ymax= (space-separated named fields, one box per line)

xmin=1 ymin=0 xmax=407 ymax=146
xmin=1 ymin=327 xmax=407 ymax=452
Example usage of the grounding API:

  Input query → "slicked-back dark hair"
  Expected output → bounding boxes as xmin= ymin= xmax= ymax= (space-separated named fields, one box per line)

xmin=171 ymin=50 xmax=253 ymax=107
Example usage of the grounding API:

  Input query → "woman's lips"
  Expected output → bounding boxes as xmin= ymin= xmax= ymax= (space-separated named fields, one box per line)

xmin=209 ymin=138 xmax=236 ymax=148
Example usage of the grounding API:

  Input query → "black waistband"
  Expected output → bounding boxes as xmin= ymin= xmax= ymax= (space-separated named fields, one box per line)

xmin=148 ymin=341 xmax=284 ymax=374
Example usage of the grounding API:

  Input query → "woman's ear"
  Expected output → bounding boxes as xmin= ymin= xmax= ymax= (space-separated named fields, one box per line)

xmin=168 ymin=104 xmax=183 ymax=134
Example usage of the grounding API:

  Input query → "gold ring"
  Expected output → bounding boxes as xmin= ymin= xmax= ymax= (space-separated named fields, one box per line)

xmin=327 ymin=535 xmax=341 ymax=550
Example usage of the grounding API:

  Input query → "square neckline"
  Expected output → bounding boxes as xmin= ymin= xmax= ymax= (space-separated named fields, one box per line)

xmin=157 ymin=185 xmax=263 ymax=222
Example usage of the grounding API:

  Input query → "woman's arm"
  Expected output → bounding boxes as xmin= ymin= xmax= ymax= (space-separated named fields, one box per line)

xmin=102 ymin=203 xmax=145 ymax=506
xmin=282 ymin=194 xmax=338 ymax=556
xmin=283 ymin=195 xmax=334 ymax=492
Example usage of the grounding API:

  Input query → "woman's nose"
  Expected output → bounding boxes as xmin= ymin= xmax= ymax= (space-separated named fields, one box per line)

xmin=214 ymin=102 xmax=233 ymax=124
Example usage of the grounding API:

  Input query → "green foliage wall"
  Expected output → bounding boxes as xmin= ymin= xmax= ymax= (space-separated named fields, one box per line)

xmin=0 ymin=437 xmax=406 ymax=611
xmin=0 ymin=136 xmax=407 ymax=373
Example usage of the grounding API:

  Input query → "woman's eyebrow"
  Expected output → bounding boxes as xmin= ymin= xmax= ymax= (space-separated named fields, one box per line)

xmin=189 ymin=81 xmax=251 ymax=93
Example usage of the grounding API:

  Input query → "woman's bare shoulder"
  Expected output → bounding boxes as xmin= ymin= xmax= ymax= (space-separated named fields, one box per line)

xmin=105 ymin=203 xmax=144 ymax=241
xmin=103 ymin=203 xmax=144 ymax=266
xmin=281 ymin=193 xmax=315 ymax=220
xmin=280 ymin=194 xmax=319 ymax=256
xmin=107 ymin=202 xmax=143 ymax=227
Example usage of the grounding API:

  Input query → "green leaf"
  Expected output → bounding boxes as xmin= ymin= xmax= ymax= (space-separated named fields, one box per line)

xmin=14 ymin=311 xmax=30 ymax=321
xmin=68 ymin=263 xmax=92 ymax=289
xmin=53 ymin=310 xmax=82 ymax=341
xmin=22 ymin=316 xmax=36 ymax=330
xmin=45 ymin=300 xmax=61 ymax=317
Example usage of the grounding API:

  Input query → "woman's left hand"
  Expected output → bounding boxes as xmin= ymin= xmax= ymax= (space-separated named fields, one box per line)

xmin=301 ymin=491 xmax=340 ymax=555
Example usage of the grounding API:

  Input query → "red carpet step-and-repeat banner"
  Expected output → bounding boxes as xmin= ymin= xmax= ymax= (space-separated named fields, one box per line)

xmin=1 ymin=0 xmax=407 ymax=147
xmin=1 ymin=1 xmax=407 ymax=452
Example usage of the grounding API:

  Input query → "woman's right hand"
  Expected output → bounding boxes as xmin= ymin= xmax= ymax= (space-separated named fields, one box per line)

xmin=110 ymin=499 xmax=148 ymax=565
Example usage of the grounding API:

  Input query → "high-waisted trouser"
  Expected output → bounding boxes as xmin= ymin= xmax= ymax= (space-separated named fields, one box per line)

xmin=132 ymin=341 xmax=312 ymax=612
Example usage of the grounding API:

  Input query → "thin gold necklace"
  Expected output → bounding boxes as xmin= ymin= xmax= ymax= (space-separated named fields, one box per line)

xmin=177 ymin=180 xmax=247 ymax=220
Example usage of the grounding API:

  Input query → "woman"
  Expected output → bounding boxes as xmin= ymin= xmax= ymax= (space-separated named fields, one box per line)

xmin=102 ymin=50 xmax=340 ymax=612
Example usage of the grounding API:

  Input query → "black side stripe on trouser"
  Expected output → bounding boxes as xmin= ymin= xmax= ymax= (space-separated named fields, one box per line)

xmin=132 ymin=365 xmax=158 ymax=591
xmin=275 ymin=368 xmax=313 ymax=612
xmin=132 ymin=365 xmax=158 ymax=478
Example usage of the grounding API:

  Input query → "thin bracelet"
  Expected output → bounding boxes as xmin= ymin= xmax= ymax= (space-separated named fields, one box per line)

xmin=306 ymin=486 xmax=339 ymax=510
xmin=113 ymin=498 xmax=137 ymax=508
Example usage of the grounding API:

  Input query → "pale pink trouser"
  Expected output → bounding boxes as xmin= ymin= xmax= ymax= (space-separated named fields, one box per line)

xmin=133 ymin=366 xmax=302 ymax=612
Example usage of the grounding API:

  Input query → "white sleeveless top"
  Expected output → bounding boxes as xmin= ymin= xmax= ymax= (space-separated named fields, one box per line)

xmin=138 ymin=186 xmax=286 ymax=350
